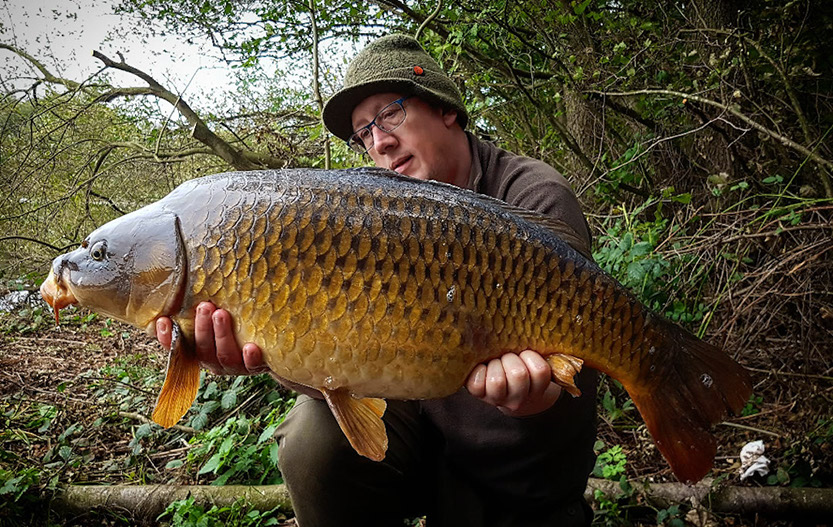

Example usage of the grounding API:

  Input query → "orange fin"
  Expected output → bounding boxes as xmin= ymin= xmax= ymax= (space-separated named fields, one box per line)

xmin=151 ymin=321 xmax=201 ymax=428
xmin=627 ymin=319 xmax=752 ymax=483
xmin=546 ymin=353 xmax=584 ymax=397
xmin=321 ymin=388 xmax=388 ymax=461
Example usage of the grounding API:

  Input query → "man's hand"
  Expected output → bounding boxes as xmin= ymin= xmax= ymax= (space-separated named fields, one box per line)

xmin=155 ymin=302 xmax=270 ymax=375
xmin=465 ymin=350 xmax=561 ymax=417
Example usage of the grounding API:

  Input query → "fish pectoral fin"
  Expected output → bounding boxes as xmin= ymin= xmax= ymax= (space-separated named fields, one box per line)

xmin=151 ymin=321 xmax=201 ymax=428
xmin=546 ymin=353 xmax=584 ymax=397
xmin=321 ymin=388 xmax=388 ymax=461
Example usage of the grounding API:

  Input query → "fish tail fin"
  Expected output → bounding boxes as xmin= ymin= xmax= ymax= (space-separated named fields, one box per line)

xmin=627 ymin=321 xmax=752 ymax=483
xmin=152 ymin=321 xmax=201 ymax=428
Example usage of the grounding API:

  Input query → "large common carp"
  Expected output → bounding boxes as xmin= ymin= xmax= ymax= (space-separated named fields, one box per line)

xmin=40 ymin=168 xmax=751 ymax=483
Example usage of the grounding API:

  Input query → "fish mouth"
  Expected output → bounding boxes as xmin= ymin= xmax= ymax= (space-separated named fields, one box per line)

xmin=40 ymin=268 xmax=78 ymax=325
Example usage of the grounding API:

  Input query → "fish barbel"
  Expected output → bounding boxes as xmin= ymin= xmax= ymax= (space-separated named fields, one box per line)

xmin=40 ymin=168 xmax=752 ymax=483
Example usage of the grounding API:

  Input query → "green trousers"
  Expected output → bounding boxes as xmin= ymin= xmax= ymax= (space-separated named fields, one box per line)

xmin=274 ymin=383 xmax=596 ymax=527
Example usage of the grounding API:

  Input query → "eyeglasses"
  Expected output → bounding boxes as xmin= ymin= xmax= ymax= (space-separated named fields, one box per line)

xmin=346 ymin=96 xmax=411 ymax=154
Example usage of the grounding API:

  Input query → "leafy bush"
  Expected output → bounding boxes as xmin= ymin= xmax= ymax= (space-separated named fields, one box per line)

xmin=593 ymin=443 xmax=628 ymax=480
xmin=593 ymin=190 xmax=709 ymax=326
xmin=158 ymin=496 xmax=284 ymax=527
xmin=166 ymin=376 xmax=295 ymax=486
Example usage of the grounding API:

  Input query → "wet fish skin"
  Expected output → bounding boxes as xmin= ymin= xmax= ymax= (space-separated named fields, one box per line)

xmin=40 ymin=168 xmax=752 ymax=483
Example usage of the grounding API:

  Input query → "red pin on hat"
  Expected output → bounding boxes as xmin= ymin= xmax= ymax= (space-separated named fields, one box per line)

xmin=413 ymin=66 xmax=424 ymax=75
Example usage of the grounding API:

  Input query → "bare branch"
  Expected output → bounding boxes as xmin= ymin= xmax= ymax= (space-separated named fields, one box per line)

xmin=0 ymin=236 xmax=76 ymax=252
xmin=91 ymin=50 xmax=278 ymax=171
xmin=0 ymin=43 xmax=82 ymax=91
xmin=588 ymin=88 xmax=833 ymax=196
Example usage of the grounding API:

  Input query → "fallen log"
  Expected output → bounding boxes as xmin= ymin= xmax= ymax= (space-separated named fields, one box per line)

xmin=586 ymin=479 xmax=833 ymax=521
xmin=52 ymin=484 xmax=293 ymax=522
xmin=51 ymin=480 xmax=833 ymax=522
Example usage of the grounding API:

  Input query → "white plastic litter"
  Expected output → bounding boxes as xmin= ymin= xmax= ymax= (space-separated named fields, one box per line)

xmin=739 ymin=439 xmax=770 ymax=480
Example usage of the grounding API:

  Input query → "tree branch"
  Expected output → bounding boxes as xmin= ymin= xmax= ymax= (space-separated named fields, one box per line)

xmin=588 ymin=88 xmax=833 ymax=195
xmin=0 ymin=43 xmax=82 ymax=91
xmin=0 ymin=236 xmax=76 ymax=252
xmin=91 ymin=50 xmax=274 ymax=171
xmin=308 ymin=0 xmax=331 ymax=169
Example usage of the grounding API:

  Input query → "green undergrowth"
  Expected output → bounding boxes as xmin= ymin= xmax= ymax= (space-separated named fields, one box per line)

xmin=591 ymin=188 xmax=709 ymax=328
xmin=158 ymin=496 xmax=286 ymax=527
xmin=0 ymin=299 xmax=296 ymax=525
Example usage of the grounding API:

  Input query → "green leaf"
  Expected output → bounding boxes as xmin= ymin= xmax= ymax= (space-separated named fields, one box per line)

xmin=627 ymin=261 xmax=646 ymax=282
xmin=218 ymin=436 xmax=234 ymax=457
xmin=618 ymin=232 xmax=634 ymax=252
xmin=203 ymin=381 xmax=219 ymax=400
xmin=763 ymin=175 xmax=784 ymax=184
xmin=573 ymin=0 xmax=592 ymax=15
xmin=135 ymin=423 xmax=153 ymax=440
xmin=191 ymin=413 xmax=208 ymax=431
xmin=214 ymin=470 xmax=233 ymax=486
xmin=165 ymin=459 xmax=184 ymax=469
xmin=631 ymin=241 xmax=653 ymax=257
xmin=268 ymin=442 xmax=279 ymax=467
xmin=58 ymin=423 xmax=80 ymax=442
xmin=258 ymin=424 xmax=279 ymax=444
xmin=199 ymin=453 xmax=222 ymax=475
xmin=59 ymin=445 xmax=73 ymax=461
xmin=221 ymin=389 xmax=237 ymax=410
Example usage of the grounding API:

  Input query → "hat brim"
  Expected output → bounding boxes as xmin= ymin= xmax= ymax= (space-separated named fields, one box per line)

xmin=323 ymin=78 xmax=451 ymax=142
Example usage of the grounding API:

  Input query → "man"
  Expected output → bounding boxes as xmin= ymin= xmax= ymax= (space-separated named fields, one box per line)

xmin=156 ymin=34 xmax=597 ymax=526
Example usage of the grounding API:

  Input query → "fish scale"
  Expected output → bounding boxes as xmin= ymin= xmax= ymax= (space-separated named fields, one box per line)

xmin=41 ymin=168 xmax=752 ymax=483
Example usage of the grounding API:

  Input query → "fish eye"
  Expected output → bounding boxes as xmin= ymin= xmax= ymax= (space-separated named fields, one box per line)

xmin=90 ymin=241 xmax=107 ymax=261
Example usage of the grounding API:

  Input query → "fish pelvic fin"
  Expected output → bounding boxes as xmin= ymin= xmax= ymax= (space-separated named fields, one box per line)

xmin=628 ymin=321 xmax=752 ymax=484
xmin=151 ymin=321 xmax=201 ymax=428
xmin=321 ymin=388 xmax=388 ymax=461
xmin=546 ymin=353 xmax=584 ymax=397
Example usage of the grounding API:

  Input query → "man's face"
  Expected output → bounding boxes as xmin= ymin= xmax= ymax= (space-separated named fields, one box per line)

xmin=350 ymin=92 xmax=460 ymax=184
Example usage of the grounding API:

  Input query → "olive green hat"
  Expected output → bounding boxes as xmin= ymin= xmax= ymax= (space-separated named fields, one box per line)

xmin=322 ymin=34 xmax=468 ymax=141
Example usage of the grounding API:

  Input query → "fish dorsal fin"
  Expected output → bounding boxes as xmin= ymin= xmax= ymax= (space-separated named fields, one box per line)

xmin=151 ymin=321 xmax=201 ymax=428
xmin=470 ymin=194 xmax=593 ymax=260
xmin=321 ymin=388 xmax=388 ymax=461
xmin=348 ymin=169 xmax=594 ymax=260
xmin=545 ymin=353 xmax=584 ymax=397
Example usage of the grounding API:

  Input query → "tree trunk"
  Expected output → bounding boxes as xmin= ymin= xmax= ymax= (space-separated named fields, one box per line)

xmin=689 ymin=0 xmax=739 ymax=30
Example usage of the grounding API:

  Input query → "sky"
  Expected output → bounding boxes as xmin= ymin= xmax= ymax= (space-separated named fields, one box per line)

xmin=0 ymin=0 xmax=237 ymax=105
